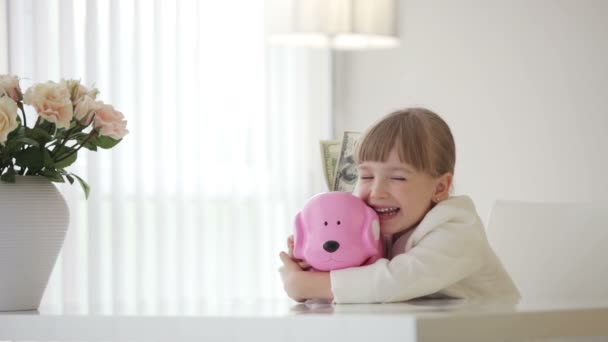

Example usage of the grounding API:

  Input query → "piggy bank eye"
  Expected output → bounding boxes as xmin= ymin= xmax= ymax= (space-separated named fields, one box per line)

xmin=324 ymin=221 xmax=328 ymax=226
xmin=337 ymin=220 xmax=341 ymax=225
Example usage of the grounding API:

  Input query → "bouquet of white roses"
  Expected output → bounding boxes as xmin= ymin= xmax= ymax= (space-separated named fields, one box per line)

xmin=0 ymin=74 xmax=128 ymax=198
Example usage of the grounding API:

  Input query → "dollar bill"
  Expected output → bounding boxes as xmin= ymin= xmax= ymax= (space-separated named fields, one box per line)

xmin=333 ymin=131 xmax=361 ymax=192
xmin=320 ymin=140 xmax=341 ymax=191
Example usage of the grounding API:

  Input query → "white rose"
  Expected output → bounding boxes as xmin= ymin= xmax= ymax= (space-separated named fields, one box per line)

xmin=23 ymin=81 xmax=74 ymax=129
xmin=61 ymin=79 xmax=99 ymax=103
xmin=0 ymin=96 xmax=19 ymax=145
xmin=74 ymin=95 xmax=100 ymax=125
xmin=93 ymin=102 xmax=129 ymax=140
xmin=0 ymin=74 xmax=22 ymax=102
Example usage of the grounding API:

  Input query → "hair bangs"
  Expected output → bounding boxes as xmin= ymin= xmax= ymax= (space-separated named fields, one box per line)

xmin=354 ymin=109 xmax=451 ymax=177
xmin=355 ymin=115 xmax=400 ymax=164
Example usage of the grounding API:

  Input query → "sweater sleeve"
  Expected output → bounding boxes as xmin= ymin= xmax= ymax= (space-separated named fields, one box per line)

xmin=330 ymin=218 xmax=485 ymax=303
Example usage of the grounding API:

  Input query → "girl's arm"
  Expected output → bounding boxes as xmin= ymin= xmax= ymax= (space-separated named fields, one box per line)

xmin=330 ymin=220 xmax=484 ymax=303
xmin=279 ymin=252 xmax=333 ymax=302
xmin=327 ymin=196 xmax=488 ymax=304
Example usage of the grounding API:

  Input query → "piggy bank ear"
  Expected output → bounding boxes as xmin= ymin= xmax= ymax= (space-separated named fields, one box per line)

xmin=362 ymin=209 xmax=381 ymax=255
xmin=371 ymin=219 xmax=380 ymax=240
xmin=293 ymin=212 xmax=306 ymax=260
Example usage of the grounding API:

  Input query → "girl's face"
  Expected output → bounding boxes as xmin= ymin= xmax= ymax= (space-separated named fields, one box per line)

xmin=356 ymin=147 xmax=441 ymax=236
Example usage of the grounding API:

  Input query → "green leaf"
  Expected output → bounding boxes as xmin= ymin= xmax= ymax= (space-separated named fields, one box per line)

xmin=65 ymin=174 xmax=75 ymax=184
xmin=4 ymin=127 xmax=25 ymax=153
xmin=7 ymin=125 xmax=25 ymax=139
xmin=14 ymin=148 xmax=44 ymax=169
xmin=28 ymin=127 xmax=53 ymax=144
xmin=37 ymin=120 xmax=57 ymax=136
xmin=15 ymin=136 xmax=40 ymax=147
xmin=72 ymin=173 xmax=90 ymax=199
xmin=74 ymin=132 xmax=96 ymax=151
xmin=41 ymin=169 xmax=65 ymax=182
xmin=81 ymin=140 xmax=98 ymax=151
xmin=43 ymin=149 xmax=55 ymax=168
xmin=73 ymin=132 xmax=90 ymax=140
xmin=0 ymin=169 xmax=16 ymax=183
xmin=54 ymin=150 xmax=77 ymax=168
xmin=92 ymin=135 xmax=121 ymax=149
xmin=53 ymin=145 xmax=77 ymax=160
xmin=4 ymin=140 xmax=21 ymax=153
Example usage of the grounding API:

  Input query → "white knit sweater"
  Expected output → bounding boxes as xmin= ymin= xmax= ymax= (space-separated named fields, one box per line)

xmin=330 ymin=196 xmax=521 ymax=304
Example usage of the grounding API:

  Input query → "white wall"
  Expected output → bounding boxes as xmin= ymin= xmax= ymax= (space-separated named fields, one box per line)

xmin=334 ymin=0 xmax=608 ymax=221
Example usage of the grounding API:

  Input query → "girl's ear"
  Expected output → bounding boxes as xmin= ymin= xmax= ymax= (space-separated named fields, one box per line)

xmin=432 ymin=173 xmax=453 ymax=203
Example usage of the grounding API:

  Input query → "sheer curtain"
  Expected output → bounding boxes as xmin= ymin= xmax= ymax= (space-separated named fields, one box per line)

xmin=0 ymin=0 xmax=6 ymax=72
xmin=6 ymin=0 xmax=330 ymax=313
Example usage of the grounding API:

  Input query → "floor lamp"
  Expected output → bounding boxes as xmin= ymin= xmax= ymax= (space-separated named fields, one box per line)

xmin=266 ymin=0 xmax=400 ymax=136
xmin=266 ymin=0 xmax=400 ymax=192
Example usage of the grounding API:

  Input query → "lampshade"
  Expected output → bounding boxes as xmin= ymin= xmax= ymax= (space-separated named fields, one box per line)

xmin=266 ymin=0 xmax=399 ymax=50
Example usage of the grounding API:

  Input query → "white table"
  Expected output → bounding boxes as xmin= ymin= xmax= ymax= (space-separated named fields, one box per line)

xmin=1 ymin=298 xmax=607 ymax=341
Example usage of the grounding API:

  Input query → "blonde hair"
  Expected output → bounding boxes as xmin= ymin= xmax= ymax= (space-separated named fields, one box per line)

xmin=355 ymin=108 xmax=455 ymax=177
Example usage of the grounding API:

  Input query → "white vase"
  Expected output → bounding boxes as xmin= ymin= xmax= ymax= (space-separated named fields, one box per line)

xmin=0 ymin=176 xmax=69 ymax=311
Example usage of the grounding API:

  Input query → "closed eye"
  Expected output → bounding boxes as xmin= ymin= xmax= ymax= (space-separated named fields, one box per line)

xmin=391 ymin=177 xmax=406 ymax=181
xmin=359 ymin=176 xmax=373 ymax=180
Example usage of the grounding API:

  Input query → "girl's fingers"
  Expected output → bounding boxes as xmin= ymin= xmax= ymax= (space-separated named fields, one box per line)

xmin=279 ymin=251 xmax=292 ymax=264
xmin=287 ymin=235 xmax=295 ymax=257
xmin=298 ymin=261 xmax=311 ymax=270
xmin=279 ymin=252 xmax=299 ymax=269
xmin=279 ymin=251 xmax=308 ymax=271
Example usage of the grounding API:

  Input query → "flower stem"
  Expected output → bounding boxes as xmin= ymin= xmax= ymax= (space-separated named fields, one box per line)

xmin=55 ymin=130 xmax=97 ymax=163
xmin=53 ymin=114 xmax=96 ymax=158
xmin=52 ymin=123 xmax=80 ymax=157
xmin=17 ymin=102 xmax=27 ymax=128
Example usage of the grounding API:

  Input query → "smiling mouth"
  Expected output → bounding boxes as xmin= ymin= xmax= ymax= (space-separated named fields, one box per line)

xmin=374 ymin=207 xmax=401 ymax=218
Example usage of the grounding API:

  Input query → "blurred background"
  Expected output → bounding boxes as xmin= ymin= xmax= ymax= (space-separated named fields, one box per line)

xmin=1 ymin=0 xmax=607 ymax=313
xmin=3 ymin=0 xmax=332 ymax=313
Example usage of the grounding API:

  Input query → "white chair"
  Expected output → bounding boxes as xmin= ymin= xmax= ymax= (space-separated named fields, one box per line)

xmin=487 ymin=200 xmax=608 ymax=302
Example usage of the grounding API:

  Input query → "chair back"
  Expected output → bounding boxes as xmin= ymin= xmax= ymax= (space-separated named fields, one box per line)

xmin=487 ymin=200 xmax=608 ymax=301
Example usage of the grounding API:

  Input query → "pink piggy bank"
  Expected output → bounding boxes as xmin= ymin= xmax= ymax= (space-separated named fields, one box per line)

xmin=293 ymin=192 xmax=383 ymax=271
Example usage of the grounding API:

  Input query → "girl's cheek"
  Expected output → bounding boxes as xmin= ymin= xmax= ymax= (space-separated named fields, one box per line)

xmin=355 ymin=185 xmax=370 ymax=199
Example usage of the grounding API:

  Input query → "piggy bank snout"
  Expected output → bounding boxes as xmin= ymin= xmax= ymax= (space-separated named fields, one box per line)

xmin=322 ymin=240 xmax=340 ymax=253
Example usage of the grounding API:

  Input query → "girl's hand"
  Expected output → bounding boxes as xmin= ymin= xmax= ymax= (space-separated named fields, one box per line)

xmin=279 ymin=252 xmax=307 ymax=302
xmin=278 ymin=252 xmax=334 ymax=302
xmin=286 ymin=235 xmax=311 ymax=270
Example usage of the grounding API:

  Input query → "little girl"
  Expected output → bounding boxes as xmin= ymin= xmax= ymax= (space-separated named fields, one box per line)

xmin=279 ymin=108 xmax=520 ymax=303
